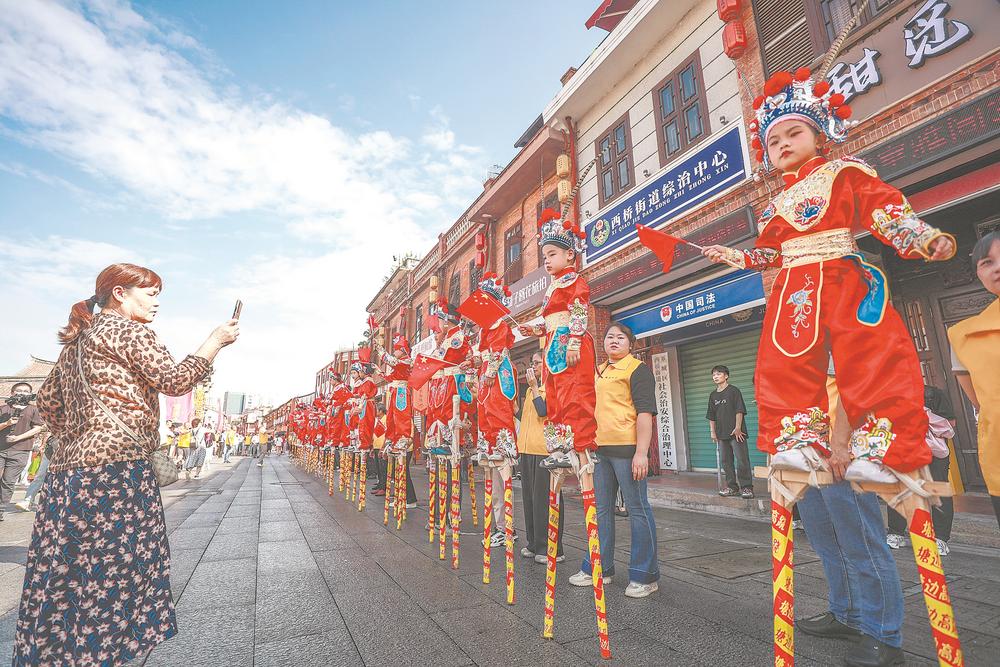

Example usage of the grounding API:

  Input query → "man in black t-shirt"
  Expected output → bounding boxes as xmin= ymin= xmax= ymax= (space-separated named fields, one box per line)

xmin=705 ymin=365 xmax=752 ymax=498
xmin=0 ymin=382 xmax=46 ymax=520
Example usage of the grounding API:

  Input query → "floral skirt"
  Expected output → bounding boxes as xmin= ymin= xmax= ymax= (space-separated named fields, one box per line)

xmin=13 ymin=459 xmax=176 ymax=666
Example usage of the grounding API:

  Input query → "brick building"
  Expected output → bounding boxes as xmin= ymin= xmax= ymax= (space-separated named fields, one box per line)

xmin=263 ymin=393 xmax=313 ymax=437
xmin=1 ymin=356 xmax=55 ymax=399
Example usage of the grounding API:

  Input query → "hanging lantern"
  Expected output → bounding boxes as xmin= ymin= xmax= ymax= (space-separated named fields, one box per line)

xmin=475 ymin=250 xmax=486 ymax=268
xmin=429 ymin=275 xmax=439 ymax=290
xmin=717 ymin=0 xmax=741 ymax=22
xmin=723 ymin=21 xmax=748 ymax=59
xmin=557 ymin=178 xmax=572 ymax=203
xmin=556 ymin=153 xmax=571 ymax=178
xmin=475 ymin=232 xmax=485 ymax=250
xmin=398 ymin=305 xmax=408 ymax=319
xmin=429 ymin=289 xmax=438 ymax=303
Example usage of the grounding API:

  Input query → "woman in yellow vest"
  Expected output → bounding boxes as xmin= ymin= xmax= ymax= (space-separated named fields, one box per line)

xmin=948 ymin=231 xmax=1000 ymax=528
xmin=516 ymin=352 xmax=564 ymax=562
xmin=568 ymin=322 xmax=660 ymax=598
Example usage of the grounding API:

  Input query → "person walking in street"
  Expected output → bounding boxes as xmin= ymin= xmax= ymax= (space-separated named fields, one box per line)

xmin=250 ymin=431 xmax=260 ymax=459
xmin=0 ymin=382 xmax=46 ymax=521
xmin=949 ymin=231 xmax=1000 ymax=529
xmin=14 ymin=435 xmax=56 ymax=513
xmin=174 ymin=422 xmax=191 ymax=467
xmin=184 ymin=417 xmax=209 ymax=480
xmin=223 ymin=427 xmax=236 ymax=463
xmin=13 ymin=262 xmax=238 ymax=666
xmin=568 ymin=322 xmax=660 ymax=598
xmin=516 ymin=352 xmax=564 ymax=562
xmin=706 ymin=365 xmax=753 ymax=498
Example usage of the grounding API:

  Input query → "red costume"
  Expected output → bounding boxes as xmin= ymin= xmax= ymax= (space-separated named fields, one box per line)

xmin=382 ymin=334 xmax=413 ymax=450
xmin=426 ymin=323 xmax=475 ymax=441
xmin=351 ymin=373 xmax=377 ymax=450
xmin=537 ymin=266 xmax=597 ymax=453
xmin=329 ymin=380 xmax=352 ymax=447
xmin=734 ymin=69 xmax=955 ymax=473
xmin=477 ymin=320 xmax=517 ymax=455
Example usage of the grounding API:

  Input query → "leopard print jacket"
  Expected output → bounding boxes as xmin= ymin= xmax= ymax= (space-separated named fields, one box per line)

xmin=37 ymin=311 xmax=211 ymax=472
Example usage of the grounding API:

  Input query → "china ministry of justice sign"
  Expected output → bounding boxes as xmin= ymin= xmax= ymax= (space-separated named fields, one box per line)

xmin=584 ymin=124 xmax=750 ymax=265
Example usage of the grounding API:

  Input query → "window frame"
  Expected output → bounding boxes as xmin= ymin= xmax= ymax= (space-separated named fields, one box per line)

xmin=504 ymin=224 xmax=524 ymax=283
xmin=594 ymin=111 xmax=635 ymax=209
xmin=414 ymin=305 xmax=423 ymax=341
xmin=808 ymin=0 xmax=902 ymax=52
xmin=448 ymin=270 xmax=461 ymax=308
xmin=651 ymin=51 xmax=711 ymax=168
xmin=468 ymin=258 xmax=481 ymax=297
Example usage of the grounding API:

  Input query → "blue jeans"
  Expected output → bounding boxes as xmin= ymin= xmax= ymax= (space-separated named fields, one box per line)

xmin=223 ymin=445 xmax=233 ymax=463
xmin=24 ymin=454 xmax=49 ymax=504
xmin=797 ymin=482 xmax=903 ymax=647
xmin=581 ymin=454 xmax=660 ymax=584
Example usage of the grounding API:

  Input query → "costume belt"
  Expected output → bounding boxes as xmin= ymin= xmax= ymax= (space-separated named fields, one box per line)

xmin=443 ymin=366 xmax=463 ymax=377
xmin=544 ymin=312 xmax=570 ymax=330
xmin=388 ymin=380 xmax=408 ymax=388
xmin=781 ymin=229 xmax=858 ymax=267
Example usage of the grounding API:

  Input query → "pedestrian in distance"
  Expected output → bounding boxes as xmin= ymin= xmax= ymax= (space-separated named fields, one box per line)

xmin=184 ymin=417 xmax=209 ymax=480
xmin=706 ymin=365 xmax=753 ymax=499
xmin=0 ymin=381 xmax=45 ymax=521
xmin=13 ymin=262 xmax=239 ymax=665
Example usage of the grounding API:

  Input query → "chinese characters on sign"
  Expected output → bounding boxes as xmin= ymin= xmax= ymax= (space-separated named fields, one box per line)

xmin=826 ymin=0 xmax=974 ymax=104
xmin=651 ymin=352 xmax=677 ymax=471
xmin=585 ymin=125 xmax=749 ymax=264
xmin=904 ymin=0 xmax=972 ymax=68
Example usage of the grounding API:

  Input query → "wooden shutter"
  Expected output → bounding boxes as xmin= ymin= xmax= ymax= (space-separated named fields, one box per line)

xmin=752 ymin=0 xmax=820 ymax=76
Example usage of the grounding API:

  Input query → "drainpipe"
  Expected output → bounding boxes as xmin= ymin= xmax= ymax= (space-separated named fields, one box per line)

xmin=564 ymin=115 xmax=580 ymax=270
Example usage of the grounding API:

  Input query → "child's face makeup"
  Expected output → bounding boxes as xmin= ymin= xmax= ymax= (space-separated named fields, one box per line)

xmin=766 ymin=120 xmax=822 ymax=173
xmin=542 ymin=244 xmax=574 ymax=275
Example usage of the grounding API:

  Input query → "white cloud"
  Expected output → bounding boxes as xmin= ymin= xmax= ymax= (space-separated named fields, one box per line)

xmin=0 ymin=0 xmax=487 ymax=401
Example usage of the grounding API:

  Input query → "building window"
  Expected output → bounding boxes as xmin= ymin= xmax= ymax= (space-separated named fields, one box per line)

xmin=468 ymin=259 xmax=482 ymax=296
xmin=653 ymin=52 xmax=710 ymax=166
xmin=594 ymin=112 xmax=634 ymax=208
xmin=505 ymin=225 xmax=523 ymax=283
xmin=818 ymin=0 xmax=898 ymax=46
xmin=414 ymin=305 xmax=423 ymax=341
xmin=448 ymin=270 xmax=461 ymax=307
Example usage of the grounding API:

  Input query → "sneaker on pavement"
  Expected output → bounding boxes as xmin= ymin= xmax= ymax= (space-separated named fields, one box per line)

xmin=718 ymin=487 xmax=738 ymax=497
xmin=489 ymin=532 xmax=506 ymax=547
xmin=844 ymin=634 xmax=904 ymax=666
xmin=534 ymin=553 xmax=565 ymax=564
xmin=796 ymin=611 xmax=862 ymax=640
xmin=792 ymin=520 xmax=803 ymax=531
xmin=885 ymin=533 xmax=906 ymax=550
xmin=406 ymin=502 xmax=417 ymax=509
xmin=740 ymin=487 xmax=754 ymax=499
xmin=624 ymin=581 xmax=658 ymax=598
xmin=936 ymin=538 xmax=950 ymax=556
xmin=568 ymin=570 xmax=611 ymax=587
xmin=14 ymin=500 xmax=33 ymax=512
xmin=520 ymin=547 xmax=535 ymax=558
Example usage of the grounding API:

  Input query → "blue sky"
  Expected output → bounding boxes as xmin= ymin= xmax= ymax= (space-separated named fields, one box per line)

xmin=0 ymin=0 xmax=605 ymax=403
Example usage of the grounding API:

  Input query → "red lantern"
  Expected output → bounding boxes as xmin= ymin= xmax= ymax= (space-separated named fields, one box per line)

xmin=475 ymin=232 xmax=485 ymax=250
xmin=723 ymin=21 xmax=747 ymax=59
xmin=717 ymin=0 xmax=741 ymax=22
xmin=398 ymin=306 xmax=407 ymax=319
xmin=475 ymin=250 xmax=486 ymax=268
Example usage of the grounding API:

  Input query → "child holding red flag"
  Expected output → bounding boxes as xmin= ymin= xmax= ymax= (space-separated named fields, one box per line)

xmin=474 ymin=273 xmax=518 ymax=463
xmin=701 ymin=67 xmax=955 ymax=484
xmin=375 ymin=333 xmax=413 ymax=455
xmin=349 ymin=362 xmax=377 ymax=451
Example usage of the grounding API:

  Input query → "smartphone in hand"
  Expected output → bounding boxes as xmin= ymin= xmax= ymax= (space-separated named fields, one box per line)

xmin=232 ymin=299 xmax=243 ymax=321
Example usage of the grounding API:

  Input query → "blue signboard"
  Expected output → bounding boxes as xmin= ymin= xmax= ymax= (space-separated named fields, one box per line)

xmin=584 ymin=124 xmax=749 ymax=264
xmin=614 ymin=270 xmax=765 ymax=339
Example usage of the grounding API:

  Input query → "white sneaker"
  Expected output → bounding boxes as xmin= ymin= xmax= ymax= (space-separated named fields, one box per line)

xmin=624 ymin=581 xmax=659 ymax=598
xmin=520 ymin=547 xmax=535 ymax=558
xmin=886 ymin=534 xmax=906 ymax=550
xmin=14 ymin=500 xmax=33 ymax=512
xmin=534 ymin=553 xmax=565 ymax=564
xmin=936 ymin=539 xmax=950 ymax=556
xmin=406 ymin=502 xmax=417 ymax=509
xmin=568 ymin=570 xmax=611 ymax=587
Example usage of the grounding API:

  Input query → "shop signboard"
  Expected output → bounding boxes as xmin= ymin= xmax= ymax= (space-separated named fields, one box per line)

xmin=614 ymin=271 xmax=765 ymax=339
xmin=583 ymin=125 xmax=750 ymax=266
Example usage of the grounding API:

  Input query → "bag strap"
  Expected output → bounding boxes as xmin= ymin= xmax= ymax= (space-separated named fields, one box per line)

xmin=76 ymin=334 xmax=146 ymax=449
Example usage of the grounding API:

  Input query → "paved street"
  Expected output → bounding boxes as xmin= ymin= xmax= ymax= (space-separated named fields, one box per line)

xmin=2 ymin=455 xmax=999 ymax=666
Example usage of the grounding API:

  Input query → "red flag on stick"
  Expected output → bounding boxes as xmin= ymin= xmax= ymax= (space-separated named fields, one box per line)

xmin=457 ymin=289 xmax=510 ymax=331
xmin=636 ymin=224 xmax=695 ymax=274
xmin=409 ymin=354 xmax=451 ymax=391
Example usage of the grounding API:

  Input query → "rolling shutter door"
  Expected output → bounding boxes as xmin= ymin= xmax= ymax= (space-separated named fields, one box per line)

xmin=752 ymin=0 xmax=819 ymax=76
xmin=679 ymin=327 xmax=768 ymax=470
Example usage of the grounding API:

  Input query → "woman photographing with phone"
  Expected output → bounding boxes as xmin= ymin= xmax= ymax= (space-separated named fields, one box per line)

xmin=13 ymin=263 xmax=239 ymax=666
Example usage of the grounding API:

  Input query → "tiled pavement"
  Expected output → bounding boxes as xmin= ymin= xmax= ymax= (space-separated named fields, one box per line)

xmin=2 ymin=455 xmax=999 ymax=665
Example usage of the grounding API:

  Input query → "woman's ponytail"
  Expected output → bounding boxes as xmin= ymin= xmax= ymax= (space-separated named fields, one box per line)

xmin=58 ymin=297 xmax=97 ymax=344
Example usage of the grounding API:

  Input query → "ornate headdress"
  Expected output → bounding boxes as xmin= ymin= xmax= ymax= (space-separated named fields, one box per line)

xmin=429 ymin=295 xmax=457 ymax=328
xmin=478 ymin=272 xmax=512 ymax=307
xmin=350 ymin=361 xmax=365 ymax=375
xmin=748 ymin=67 xmax=854 ymax=168
xmin=391 ymin=333 xmax=411 ymax=355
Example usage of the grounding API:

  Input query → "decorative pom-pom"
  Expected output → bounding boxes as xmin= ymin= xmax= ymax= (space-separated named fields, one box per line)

xmin=812 ymin=81 xmax=831 ymax=97
xmin=794 ymin=67 xmax=811 ymax=82
xmin=764 ymin=71 xmax=792 ymax=97
xmin=828 ymin=93 xmax=845 ymax=107
xmin=504 ymin=287 xmax=511 ymax=297
xmin=562 ymin=220 xmax=572 ymax=230
xmin=834 ymin=106 xmax=852 ymax=119
xmin=755 ymin=149 xmax=765 ymax=163
xmin=751 ymin=137 xmax=761 ymax=149
xmin=577 ymin=231 xmax=586 ymax=239
xmin=752 ymin=95 xmax=765 ymax=110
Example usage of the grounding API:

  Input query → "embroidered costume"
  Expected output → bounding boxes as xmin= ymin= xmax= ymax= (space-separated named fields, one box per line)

xmin=350 ymin=363 xmax=377 ymax=450
xmin=426 ymin=310 xmax=475 ymax=446
xmin=382 ymin=334 xmax=413 ymax=452
xmin=534 ymin=210 xmax=598 ymax=454
xmin=737 ymin=68 xmax=955 ymax=473
xmin=475 ymin=274 xmax=518 ymax=461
